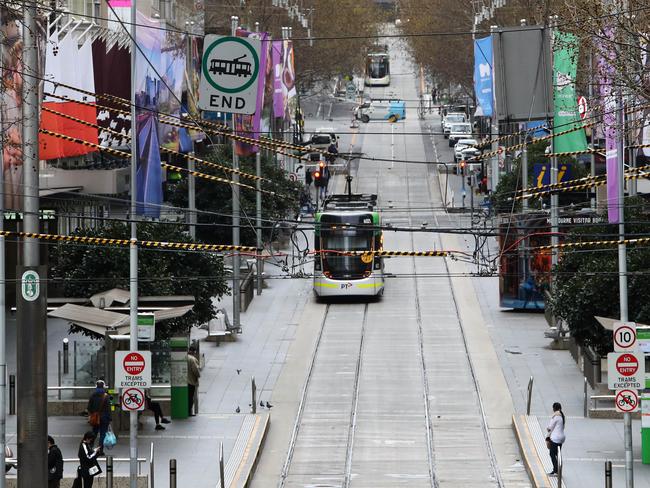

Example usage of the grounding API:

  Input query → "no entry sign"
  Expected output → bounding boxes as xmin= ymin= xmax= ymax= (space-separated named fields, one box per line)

xmin=608 ymin=351 xmax=644 ymax=390
xmin=115 ymin=351 xmax=151 ymax=388
xmin=121 ymin=387 xmax=145 ymax=411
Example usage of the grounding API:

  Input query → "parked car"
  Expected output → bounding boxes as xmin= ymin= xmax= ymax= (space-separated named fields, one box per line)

xmin=442 ymin=112 xmax=467 ymax=138
xmin=355 ymin=99 xmax=406 ymax=123
xmin=453 ymin=138 xmax=480 ymax=162
xmin=448 ymin=123 xmax=473 ymax=147
xmin=309 ymin=127 xmax=339 ymax=151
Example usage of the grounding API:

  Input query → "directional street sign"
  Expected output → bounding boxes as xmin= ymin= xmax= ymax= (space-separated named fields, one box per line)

xmin=115 ymin=351 xmax=152 ymax=389
xmin=198 ymin=35 xmax=261 ymax=115
xmin=616 ymin=389 xmax=639 ymax=413
xmin=614 ymin=322 xmax=637 ymax=351
xmin=608 ymin=351 xmax=644 ymax=389
xmin=121 ymin=387 xmax=145 ymax=412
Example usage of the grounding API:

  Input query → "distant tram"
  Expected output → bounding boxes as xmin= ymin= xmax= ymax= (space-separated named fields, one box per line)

xmin=365 ymin=46 xmax=390 ymax=86
xmin=313 ymin=194 xmax=385 ymax=298
xmin=209 ymin=55 xmax=252 ymax=77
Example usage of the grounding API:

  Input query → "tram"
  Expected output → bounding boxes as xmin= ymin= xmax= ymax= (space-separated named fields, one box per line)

xmin=364 ymin=46 xmax=390 ymax=86
xmin=313 ymin=194 xmax=385 ymax=298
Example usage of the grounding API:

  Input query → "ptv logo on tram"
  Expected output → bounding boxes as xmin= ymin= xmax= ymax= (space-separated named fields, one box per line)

xmin=340 ymin=282 xmax=353 ymax=289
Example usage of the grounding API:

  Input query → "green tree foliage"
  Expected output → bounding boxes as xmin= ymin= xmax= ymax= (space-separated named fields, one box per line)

xmin=49 ymin=222 xmax=228 ymax=338
xmin=548 ymin=198 xmax=650 ymax=355
xmin=168 ymin=145 xmax=302 ymax=246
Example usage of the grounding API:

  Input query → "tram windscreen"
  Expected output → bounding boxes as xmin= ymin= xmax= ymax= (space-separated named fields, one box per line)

xmin=367 ymin=57 xmax=388 ymax=79
xmin=322 ymin=233 xmax=373 ymax=279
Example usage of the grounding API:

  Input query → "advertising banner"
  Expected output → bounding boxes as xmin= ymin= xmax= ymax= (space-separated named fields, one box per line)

xmin=473 ymin=36 xmax=493 ymax=117
xmin=234 ymin=29 xmax=270 ymax=157
xmin=597 ymin=26 xmax=619 ymax=223
xmin=553 ymin=31 xmax=587 ymax=153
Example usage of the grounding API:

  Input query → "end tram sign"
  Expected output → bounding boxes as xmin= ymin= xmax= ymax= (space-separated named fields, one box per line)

xmin=198 ymin=35 xmax=261 ymax=115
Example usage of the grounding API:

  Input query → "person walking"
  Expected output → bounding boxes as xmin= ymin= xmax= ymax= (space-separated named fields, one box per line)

xmin=546 ymin=402 xmax=566 ymax=476
xmin=77 ymin=431 xmax=101 ymax=488
xmin=87 ymin=380 xmax=111 ymax=452
xmin=48 ymin=435 xmax=63 ymax=488
xmin=187 ymin=346 xmax=201 ymax=416
xmin=146 ymin=392 xmax=171 ymax=430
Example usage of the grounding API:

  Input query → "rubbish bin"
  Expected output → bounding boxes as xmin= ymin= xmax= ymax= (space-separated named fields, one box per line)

xmin=170 ymin=337 xmax=189 ymax=420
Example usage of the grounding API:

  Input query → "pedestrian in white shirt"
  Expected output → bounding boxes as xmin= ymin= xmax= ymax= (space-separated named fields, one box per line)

xmin=546 ymin=402 xmax=566 ymax=476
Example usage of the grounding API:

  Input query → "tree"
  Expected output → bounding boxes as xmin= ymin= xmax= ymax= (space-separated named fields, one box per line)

xmin=548 ymin=198 xmax=650 ymax=355
xmin=49 ymin=222 xmax=229 ymax=339
xmin=167 ymin=145 xmax=303 ymax=246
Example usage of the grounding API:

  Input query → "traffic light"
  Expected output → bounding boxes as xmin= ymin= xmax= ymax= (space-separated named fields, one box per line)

xmin=314 ymin=162 xmax=325 ymax=187
xmin=459 ymin=160 xmax=466 ymax=175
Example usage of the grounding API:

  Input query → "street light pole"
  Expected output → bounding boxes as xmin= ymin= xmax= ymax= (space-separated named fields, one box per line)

xmin=254 ymin=21 xmax=263 ymax=296
xmin=129 ymin=2 xmax=139 ymax=487
xmin=231 ymin=16 xmax=241 ymax=329
xmin=17 ymin=3 xmax=47 ymax=487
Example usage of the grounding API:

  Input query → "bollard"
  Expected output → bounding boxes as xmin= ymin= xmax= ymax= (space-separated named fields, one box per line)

xmin=106 ymin=456 xmax=114 ymax=488
xmin=251 ymin=376 xmax=256 ymax=414
xmin=526 ymin=376 xmax=534 ymax=415
xmin=149 ymin=442 xmax=154 ymax=488
xmin=73 ymin=340 xmax=77 ymax=382
xmin=57 ymin=350 xmax=62 ymax=400
xmin=63 ymin=338 xmax=69 ymax=374
xmin=170 ymin=459 xmax=177 ymax=488
xmin=605 ymin=460 xmax=612 ymax=488
xmin=219 ymin=442 xmax=225 ymax=488
xmin=9 ymin=374 xmax=15 ymax=415
xmin=584 ymin=377 xmax=588 ymax=418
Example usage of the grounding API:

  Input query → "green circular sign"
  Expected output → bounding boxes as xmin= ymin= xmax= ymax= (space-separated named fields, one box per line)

xmin=202 ymin=37 xmax=260 ymax=94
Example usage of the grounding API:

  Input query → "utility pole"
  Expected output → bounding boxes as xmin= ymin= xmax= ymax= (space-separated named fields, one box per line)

xmin=231 ymin=16 xmax=241 ymax=329
xmin=129 ymin=2 xmax=139 ymax=487
xmin=490 ymin=25 xmax=499 ymax=191
xmin=549 ymin=18 xmax=559 ymax=272
xmin=17 ymin=4 xmax=48 ymax=487
xmin=254 ymin=21 xmax=263 ymax=296
xmin=589 ymin=49 xmax=596 ymax=209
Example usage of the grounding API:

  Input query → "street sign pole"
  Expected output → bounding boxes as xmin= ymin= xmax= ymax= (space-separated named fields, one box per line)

xmin=255 ymin=21 xmax=263 ymax=297
xmin=231 ymin=16 xmax=242 ymax=331
xmin=129 ymin=2 xmax=139 ymax=487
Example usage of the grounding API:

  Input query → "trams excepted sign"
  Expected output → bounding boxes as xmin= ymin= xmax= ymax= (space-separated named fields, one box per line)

xmin=121 ymin=387 xmax=145 ymax=411
xmin=608 ymin=351 xmax=644 ymax=390
xmin=115 ymin=351 xmax=151 ymax=389
xmin=198 ymin=35 xmax=261 ymax=115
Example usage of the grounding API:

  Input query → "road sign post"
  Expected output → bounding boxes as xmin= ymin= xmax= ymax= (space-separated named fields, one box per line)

xmin=198 ymin=35 xmax=261 ymax=114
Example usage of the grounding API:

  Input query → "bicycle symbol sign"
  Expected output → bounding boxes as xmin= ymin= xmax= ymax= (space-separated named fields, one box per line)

xmin=615 ymin=389 xmax=639 ymax=413
xmin=121 ymin=387 xmax=145 ymax=411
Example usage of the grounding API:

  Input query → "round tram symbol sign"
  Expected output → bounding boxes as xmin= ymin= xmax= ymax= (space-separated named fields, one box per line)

xmin=122 ymin=387 xmax=145 ymax=411
xmin=202 ymin=37 xmax=260 ymax=94
xmin=615 ymin=389 xmax=639 ymax=413
xmin=615 ymin=353 xmax=639 ymax=377
xmin=123 ymin=352 xmax=146 ymax=376
xmin=21 ymin=270 xmax=40 ymax=302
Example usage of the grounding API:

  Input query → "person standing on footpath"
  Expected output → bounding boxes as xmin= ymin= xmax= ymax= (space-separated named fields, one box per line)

xmin=86 ymin=380 xmax=111 ymax=452
xmin=76 ymin=431 xmax=101 ymax=488
xmin=187 ymin=345 xmax=201 ymax=416
xmin=48 ymin=435 xmax=63 ymax=488
xmin=546 ymin=402 xmax=566 ymax=476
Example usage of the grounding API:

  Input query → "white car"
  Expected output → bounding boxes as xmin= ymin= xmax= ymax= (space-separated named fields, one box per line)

xmin=442 ymin=112 xmax=466 ymax=138
xmin=454 ymin=138 xmax=479 ymax=162
xmin=309 ymin=128 xmax=339 ymax=151
xmin=448 ymin=123 xmax=473 ymax=147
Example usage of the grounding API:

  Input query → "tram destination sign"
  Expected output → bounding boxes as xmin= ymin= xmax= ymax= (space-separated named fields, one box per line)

xmin=198 ymin=35 xmax=261 ymax=115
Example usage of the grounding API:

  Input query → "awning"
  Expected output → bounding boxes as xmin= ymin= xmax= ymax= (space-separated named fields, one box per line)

xmin=48 ymin=303 xmax=194 ymax=336
xmin=90 ymin=288 xmax=131 ymax=309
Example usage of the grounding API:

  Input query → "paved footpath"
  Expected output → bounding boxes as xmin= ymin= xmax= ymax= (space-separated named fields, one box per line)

xmin=451 ymin=221 xmax=650 ymax=488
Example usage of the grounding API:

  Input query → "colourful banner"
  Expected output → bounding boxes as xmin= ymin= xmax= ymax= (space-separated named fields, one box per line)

xmin=553 ymin=31 xmax=587 ymax=154
xmin=473 ymin=36 xmax=493 ymax=117
xmin=597 ymin=26 xmax=619 ymax=223
xmin=272 ymin=41 xmax=284 ymax=119
xmin=234 ymin=29 xmax=270 ymax=157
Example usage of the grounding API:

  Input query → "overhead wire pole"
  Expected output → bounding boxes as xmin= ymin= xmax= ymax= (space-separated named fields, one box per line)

xmin=18 ymin=2 xmax=48 ymax=487
xmin=129 ymin=1 xmax=139 ymax=487
xmin=255 ymin=20 xmax=263 ymax=295
xmin=231 ymin=16 xmax=242 ymax=329
xmin=0 ymin=46 xmax=6 ymax=488
xmin=549 ymin=17 xmax=559 ymax=272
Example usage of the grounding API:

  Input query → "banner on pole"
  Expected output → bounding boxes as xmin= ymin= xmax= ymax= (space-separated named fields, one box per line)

xmin=473 ymin=36 xmax=493 ymax=117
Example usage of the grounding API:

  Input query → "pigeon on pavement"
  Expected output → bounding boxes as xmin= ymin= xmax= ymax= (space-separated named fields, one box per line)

xmin=235 ymin=406 xmax=240 ymax=413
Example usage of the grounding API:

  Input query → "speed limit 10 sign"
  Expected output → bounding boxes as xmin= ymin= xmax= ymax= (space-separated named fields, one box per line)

xmin=614 ymin=322 xmax=637 ymax=352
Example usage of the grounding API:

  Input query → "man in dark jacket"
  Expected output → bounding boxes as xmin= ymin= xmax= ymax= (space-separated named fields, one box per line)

xmin=48 ymin=435 xmax=63 ymax=488
xmin=87 ymin=380 xmax=112 ymax=452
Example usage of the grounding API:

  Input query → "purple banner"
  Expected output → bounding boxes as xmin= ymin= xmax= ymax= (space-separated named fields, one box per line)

xmin=272 ymin=41 xmax=284 ymax=119
xmin=234 ymin=29 xmax=270 ymax=157
xmin=598 ymin=26 xmax=619 ymax=223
